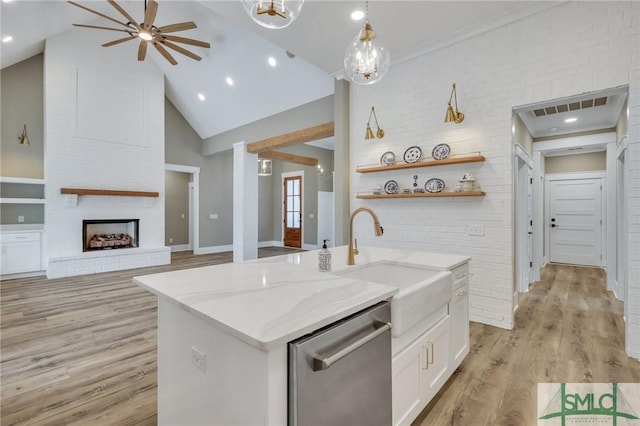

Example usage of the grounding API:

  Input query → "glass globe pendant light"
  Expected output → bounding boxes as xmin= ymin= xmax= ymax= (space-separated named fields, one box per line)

xmin=242 ymin=0 xmax=304 ymax=29
xmin=343 ymin=1 xmax=390 ymax=85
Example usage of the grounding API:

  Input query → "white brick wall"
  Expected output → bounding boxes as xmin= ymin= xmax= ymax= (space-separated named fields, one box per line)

xmin=44 ymin=27 xmax=170 ymax=277
xmin=350 ymin=0 xmax=640 ymax=349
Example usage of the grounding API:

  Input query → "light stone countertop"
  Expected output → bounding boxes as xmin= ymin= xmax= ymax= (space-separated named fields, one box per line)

xmin=133 ymin=245 xmax=469 ymax=351
xmin=0 ymin=224 xmax=45 ymax=232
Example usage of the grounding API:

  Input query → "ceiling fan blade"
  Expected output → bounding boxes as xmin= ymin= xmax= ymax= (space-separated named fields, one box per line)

xmin=102 ymin=36 xmax=136 ymax=47
xmin=161 ymin=35 xmax=210 ymax=49
xmin=143 ymin=0 xmax=159 ymax=30
xmin=156 ymin=22 xmax=197 ymax=34
xmin=152 ymin=42 xmax=178 ymax=65
xmin=138 ymin=41 xmax=148 ymax=61
xmin=107 ymin=0 xmax=141 ymax=30
xmin=73 ymin=23 xmax=133 ymax=33
xmin=67 ymin=1 xmax=133 ymax=29
xmin=161 ymin=40 xmax=202 ymax=61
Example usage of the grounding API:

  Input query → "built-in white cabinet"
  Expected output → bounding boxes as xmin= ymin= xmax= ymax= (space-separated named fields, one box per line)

xmin=1 ymin=232 xmax=42 ymax=275
xmin=392 ymin=316 xmax=451 ymax=426
xmin=392 ymin=260 xmax=470 ymax=426
xmin=450 ymin=263 xmax=470 ymax=368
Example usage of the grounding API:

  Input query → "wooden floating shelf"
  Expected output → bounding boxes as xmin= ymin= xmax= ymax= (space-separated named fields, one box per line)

xmin=60 ymin=188 xmax=159 ymax=198
xmin=357 ymin=191 xmax=486 ymax=199
xmin=356 ymin=154 xmax=485 ymax=173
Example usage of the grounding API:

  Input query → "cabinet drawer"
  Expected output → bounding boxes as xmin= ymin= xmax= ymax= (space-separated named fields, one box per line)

xmin=451 ymin=264 xmax=468 ymax=289
xmin=1 ymin=232 xmax=40 ymax=243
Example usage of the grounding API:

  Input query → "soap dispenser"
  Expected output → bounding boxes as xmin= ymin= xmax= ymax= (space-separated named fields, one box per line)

xmin=319 ymin=240 xmax=331 ymax=272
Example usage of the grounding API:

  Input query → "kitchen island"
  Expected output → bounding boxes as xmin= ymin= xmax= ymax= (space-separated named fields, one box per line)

xmin=133 ymin=245 xmax=469 ymax=425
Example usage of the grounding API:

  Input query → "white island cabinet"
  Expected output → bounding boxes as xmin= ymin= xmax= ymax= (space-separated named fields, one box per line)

xmin=133 ymin=246 xmax=469 ymax=426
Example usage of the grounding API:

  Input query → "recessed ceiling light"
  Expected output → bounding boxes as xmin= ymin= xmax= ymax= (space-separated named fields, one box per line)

xmin=268 ymin=56 xmax=277 ymax=67
xmin=351 ymin=10 xmax=364 ymax=21
xmin=197 ymin=93 xmax=205 ymax=101
xmin=226 ymin=77 xmax=234 ymax=86
xmin=564 ymin=117 xmax=578 ymax=123
xmin=2 ymin=35 xmax=13 ymax=43
xmin=549 ymin=127 xmax=558 ymax=131
xmin=2 ymin=0 xmax=15 ymax=3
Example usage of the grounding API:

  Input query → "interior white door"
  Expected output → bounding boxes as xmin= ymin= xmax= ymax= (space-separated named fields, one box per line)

xmin=549 ymin=178 xmax=603 ymax=266
xmin=516 ymin=155 xmax=533 ymax=292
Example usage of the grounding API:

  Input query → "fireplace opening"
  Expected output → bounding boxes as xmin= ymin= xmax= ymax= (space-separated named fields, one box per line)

xmin=83 ymin=219 xmax=139 ymax=252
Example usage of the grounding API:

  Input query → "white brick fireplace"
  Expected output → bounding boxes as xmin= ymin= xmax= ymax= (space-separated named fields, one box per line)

xmin=44 ymin=27 xmax=170 ymax=278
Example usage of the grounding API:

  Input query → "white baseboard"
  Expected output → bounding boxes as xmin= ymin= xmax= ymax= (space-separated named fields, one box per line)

xmin=259 ymin=240 xmax=282 ymax=248
xmin=170 ymin=244 xmax=191 ymax=252
xmin=194 ymin=244 xmax=233 ymax=255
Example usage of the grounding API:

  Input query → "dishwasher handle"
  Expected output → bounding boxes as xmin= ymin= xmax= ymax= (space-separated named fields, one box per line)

xmin=312 ymin=322 xmax=392 ymax=371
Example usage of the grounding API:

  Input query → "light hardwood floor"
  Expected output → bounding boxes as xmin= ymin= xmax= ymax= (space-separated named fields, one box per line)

xmin=1 ymin=256 xmax=638 ymax=425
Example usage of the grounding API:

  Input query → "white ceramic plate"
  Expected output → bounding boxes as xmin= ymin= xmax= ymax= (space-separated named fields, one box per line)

xmin=384 ymin=180 xmax=399 ymax=194
xmin=425 ymin=178 xmax=445 ymax=193
xmin=403 ymin=146 xmax=422 ymax=163
xmin=431 ymin=143 xmax=451 ymax=160
xmin=380 ymin=151 xmax=396 ymax=166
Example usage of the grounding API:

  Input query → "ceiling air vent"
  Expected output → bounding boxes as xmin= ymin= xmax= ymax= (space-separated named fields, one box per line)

xmin=533 ymin=96 xmax=607 ymax=117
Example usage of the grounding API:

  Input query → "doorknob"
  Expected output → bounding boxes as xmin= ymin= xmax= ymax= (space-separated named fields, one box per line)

xmin=528 ymin=232 xmax=533 ymax=235
xmin=551 ymin=224 xmax=556 ymax=228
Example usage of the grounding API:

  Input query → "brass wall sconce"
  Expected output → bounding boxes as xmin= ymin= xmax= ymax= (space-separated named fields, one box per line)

xmin=18 ymin=124 xmax=30 ymax=145
xmin=365 ymin=106 xmax=385 ymax=140
xmin=444 ymin=83 xmax=465 ymax=123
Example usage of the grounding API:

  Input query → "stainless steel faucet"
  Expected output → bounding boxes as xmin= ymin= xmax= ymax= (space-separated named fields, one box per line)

xmin=348 ymin=207 xmax=383 ymax=265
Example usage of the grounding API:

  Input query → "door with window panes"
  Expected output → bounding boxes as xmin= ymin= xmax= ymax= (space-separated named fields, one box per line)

xmin=284 ymin=176 xmax=302 ymax=248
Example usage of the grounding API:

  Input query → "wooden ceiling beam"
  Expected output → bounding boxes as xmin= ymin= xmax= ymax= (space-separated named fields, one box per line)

xmin=259 ymin=151 xmax=318 ymax=167
xmin=247 ymin=122 xmax=334 ymax=154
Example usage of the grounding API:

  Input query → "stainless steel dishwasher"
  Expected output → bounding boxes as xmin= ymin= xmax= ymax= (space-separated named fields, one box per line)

xmin=288 ymin=301 xmax=392 ymax=426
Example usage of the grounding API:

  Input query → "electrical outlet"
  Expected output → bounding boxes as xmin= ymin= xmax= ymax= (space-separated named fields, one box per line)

xmin=191 ymin=346 xmax=206 ymax=372
xmin=18 ymin=215 xmax=25 ymax=223
xmin=169 ymin=237 xmax=173 ymax=243
xmin=181 ymin=213 xmax=185 ymax=219
xmin=468 ymin=224 xmax=485 ymax=236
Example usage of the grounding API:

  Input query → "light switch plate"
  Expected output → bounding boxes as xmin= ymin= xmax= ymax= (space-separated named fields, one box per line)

xmin=191 ymin=346 xmax=206 ymax=372
xmin=468 ymin=224 xmax=485 ymax=236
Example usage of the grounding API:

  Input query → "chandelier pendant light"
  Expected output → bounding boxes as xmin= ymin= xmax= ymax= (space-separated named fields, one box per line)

xmin=242 ymin=0 xmax=304 ymax=29
xmin=444 ymin=83 xmax=465 ymax=123
xmin=344 ymin=1 xmax=390 ymax=85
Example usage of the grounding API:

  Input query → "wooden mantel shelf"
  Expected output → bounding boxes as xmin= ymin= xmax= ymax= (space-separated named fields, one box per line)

xmin=60 ymin=188 xmax=159 ymax=198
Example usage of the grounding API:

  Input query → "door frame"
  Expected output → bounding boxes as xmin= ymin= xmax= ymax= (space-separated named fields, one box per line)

xmin=165 ymin=163 xmax=200 ymax=253
xmin=514 ymin=144 xmax=535 ymax=294
xmin=616 ymin=135 xmax=628 ymax=303
xmin=533 ymin=132 xmax=617 ymax=291
xmin=545 ymin=171 xmax=606 ymax=267
xmin=281 ymin=170 xmax=305 ymax=248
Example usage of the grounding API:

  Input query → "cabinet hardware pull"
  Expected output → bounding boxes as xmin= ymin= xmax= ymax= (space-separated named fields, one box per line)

xmin=455 ymin=272 xmax=466 ymax=280
xmin=422 ymin=346 xmax=429 ymax=369
xmin=312 ymin=322 xmax=391 ymax=371
xmin=457 ymin=290 xmax=466 ymax=297
xmin=428 ymin=342 xmax=434 ymax=365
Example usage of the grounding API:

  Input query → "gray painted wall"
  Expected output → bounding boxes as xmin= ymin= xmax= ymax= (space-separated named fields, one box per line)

xmin=0 ymin=54 xmax=45 ymax=225
xmin=545 ymin=152 xmax=606 ymax=174
xmin=203 ymin=95 xmax=334 ymax=155
xmin=165 ymin=171 xmax=190 ymax=246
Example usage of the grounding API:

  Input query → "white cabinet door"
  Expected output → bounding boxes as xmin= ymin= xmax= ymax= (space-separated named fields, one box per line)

xmin=392 ymin=337 xmax=423 ymax=426
xmin=392 ymin=316 xmax=450 ymax=426
xmin=2 ymin=240 xmax=41 ymax=274
xmin=1 ymin=232 xmax=41 ymax=275
xmin=421 ymin=316 xmax=450 ymax=403
xmin=450 ymin=283 xmax=469 ymax=369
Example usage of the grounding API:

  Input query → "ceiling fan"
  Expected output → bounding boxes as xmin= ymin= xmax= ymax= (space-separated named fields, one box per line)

xmin=68 ymin=0 xmax=211 ymax=65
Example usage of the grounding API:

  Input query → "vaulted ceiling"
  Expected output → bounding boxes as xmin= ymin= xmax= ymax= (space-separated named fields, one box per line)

xmin=4 ymin=1 xmax=588 ymax=142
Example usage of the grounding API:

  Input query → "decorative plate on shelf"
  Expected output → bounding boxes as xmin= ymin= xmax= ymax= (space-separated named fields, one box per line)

xmin=380 ymin=151 xmax=396 ymax=166
xmin=425 ymin=178 xmax=445 ymax=193
xmin=403 ymin=146 xmax=422 ymax=163
xmin=384 ymin=180 xmax=399 ymax=194
xmin=431 ymin=143 xmax=451 ymax=160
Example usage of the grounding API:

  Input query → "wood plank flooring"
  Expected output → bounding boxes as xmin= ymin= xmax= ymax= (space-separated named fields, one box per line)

xmin=415 ymin=264 xmax=640 ymax=426
xmin=1 ymin=257 xmax=638 ymax=425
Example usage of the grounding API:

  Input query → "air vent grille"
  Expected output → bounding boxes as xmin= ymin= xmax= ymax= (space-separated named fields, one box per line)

xmin=533 ymin=96 xmax=607 ymax=117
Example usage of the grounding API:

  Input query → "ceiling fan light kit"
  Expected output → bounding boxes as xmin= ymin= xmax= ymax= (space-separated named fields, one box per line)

xmin=242 ymin=0 xmax=304 ymax=30
xmin=344 ymin=1 xmax=390 ymax=85
xmin=68 ymin=0 xmax=211 ymax=66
